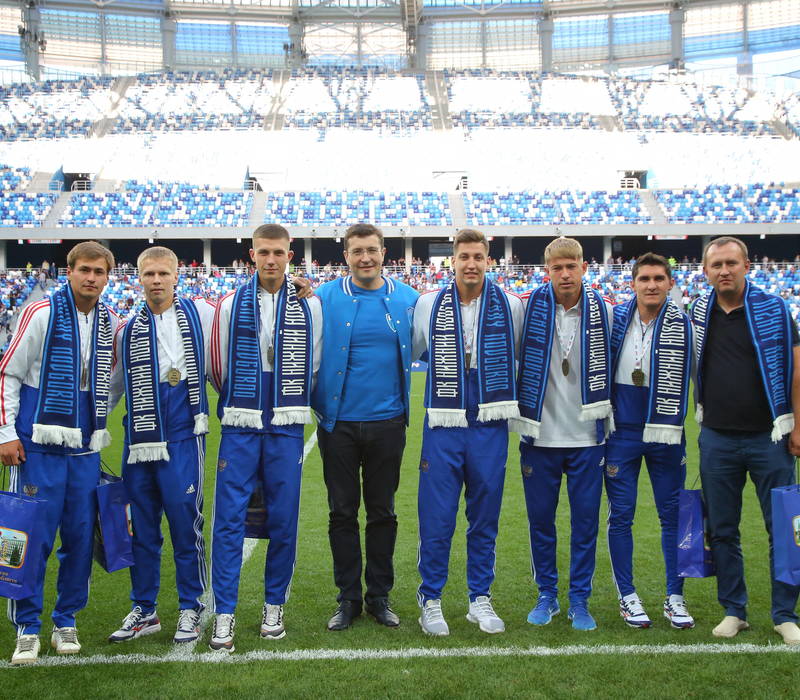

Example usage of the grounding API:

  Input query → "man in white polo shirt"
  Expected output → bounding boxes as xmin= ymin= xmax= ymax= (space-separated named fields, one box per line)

xmin=513 ymin=237 xmax=614 ymax=631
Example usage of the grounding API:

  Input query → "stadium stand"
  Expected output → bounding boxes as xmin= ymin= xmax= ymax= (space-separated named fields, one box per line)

xmin=465 ymin=190 xmax=651 ymax=225
xmin=0 ymin=164 xmax=32 ymax=191
xmin=264 ymin=191 xmax=452 ymax=226
xmin=0 ymin=193 xmax=58 ymax=227
xmin=59 ymin=181 xmax=253 ymax=227
xmin=654 ymin=184 xmax=800 ymax=223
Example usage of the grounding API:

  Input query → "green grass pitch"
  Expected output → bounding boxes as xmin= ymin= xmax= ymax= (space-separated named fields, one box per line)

xmin=1 ymin=375 xmax=796 ymax=697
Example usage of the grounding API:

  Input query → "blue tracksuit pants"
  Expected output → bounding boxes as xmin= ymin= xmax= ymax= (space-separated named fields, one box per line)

xmin=417 ymin=416 xmax=508 ymax=605
xmin=7 ymin=446 xmax=99 ymax=634
xmin=604 ymin=427 xmax=686 ymax=598
xmin=211 ymin=430 xmax=304 ymax=613
xmin=520 ymin=443 xmax=605 ymax=606
xmin=122 ymin=435 xmax=207 ymax=614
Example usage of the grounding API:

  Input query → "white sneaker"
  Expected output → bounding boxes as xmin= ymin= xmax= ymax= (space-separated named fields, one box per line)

xmin=174 ymin=609 xmax=202 ymax=643
xmin=51 ymin=626 xmax=81 ymax=654
xmin=419 ymin=599 xmax=449 ymax=636
xmin=261 ymin=603 xmax=286 ymax=640
xmin=619 ymin=593 xmax=652 ymax=629
xmin=712 ymin=615 xmax=749 ymax=638
xmin=209 ymin=613 xmax=235 ymax=652
xmin=108 ymin=606 xmax=161 ymax=643
xmin=11 ymin=634 xmax=40 ymax=665
xmin=466 ymin=596 xmax=505 ymax=634
xmin=663 ymin=595 xmax=695 ymax=629
xmin=774 ymin=621 xmax=800 ymax=646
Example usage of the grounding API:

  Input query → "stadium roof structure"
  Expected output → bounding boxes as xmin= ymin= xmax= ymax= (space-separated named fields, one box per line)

xmin=1 ymin=0 xmax=799 ymax=78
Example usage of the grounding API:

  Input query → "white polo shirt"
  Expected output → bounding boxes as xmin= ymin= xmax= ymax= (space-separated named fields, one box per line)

xmin=532 ymin=298 xmax=614 ymax=448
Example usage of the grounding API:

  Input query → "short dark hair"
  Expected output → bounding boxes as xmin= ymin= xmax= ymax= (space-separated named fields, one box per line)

xmin=344 ymin=223 xmax=383 ymax=250
xmin=632 ymin=252 xmax=672 ymax=281
xmin=453 ymin=228 xmax=488 ymax=254
xmin=253 ymin=223 xmax=290 ymax=242
xmin=702 ymin=235 xmax=748 ymax=264
xmin=67 ymin=241 xmax=114 ymax=272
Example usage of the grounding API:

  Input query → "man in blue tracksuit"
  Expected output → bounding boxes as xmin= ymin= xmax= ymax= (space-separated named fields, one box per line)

xmin=516 ymin=237 xmax=614 ymax=632
xmin=0 ymin=241 xmax=120 ymax=665
xmin=413 ymin=228 xmax=523 ymax=636
xmin=313 ymin=223 xmax=418 ymax=631
xmin=605 ymin=252 xmax=694 ymax=630
xmin=208 ymin=224 xmax=322 ymax=652
xmin=108 ymin=246 xmax=215 ymax=645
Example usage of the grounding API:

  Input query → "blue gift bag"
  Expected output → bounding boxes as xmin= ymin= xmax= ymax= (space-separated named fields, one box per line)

xmin=677 ymin=489 xmax=715 ymax=578
xmin=94 ymin=472 xmax=134 ymax=573
xmin=244 ymin=480 xmax=268 ymax=540
xmin=0 ymin=489 xmax=46 ymax=600
xmin=771 ymin=483 xmax=800 ymax=586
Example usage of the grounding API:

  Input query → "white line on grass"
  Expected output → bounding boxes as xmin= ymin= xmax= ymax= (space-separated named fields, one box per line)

xmin=163 ymin=431 xmax=319 ymax=660
xmin=5 ymin=642 xmax=798 ymax=668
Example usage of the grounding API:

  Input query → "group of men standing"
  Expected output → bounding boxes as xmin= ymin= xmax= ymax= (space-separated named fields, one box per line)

xmin=1 ymin=228 xmax=798 ymax=665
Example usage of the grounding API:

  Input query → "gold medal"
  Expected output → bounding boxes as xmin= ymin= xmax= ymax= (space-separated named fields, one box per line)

xmin=561 ymin=358 xmax=570 ymax=376
xmin=465 ymin=352 xmax=471 ymax=370
xmin=167 ymin=367 xmax=181 ymax=386
xmin=268 ymin=346 xmax=275 ymax=365
xmin=631 ymin=368 xmax=646 ymax=387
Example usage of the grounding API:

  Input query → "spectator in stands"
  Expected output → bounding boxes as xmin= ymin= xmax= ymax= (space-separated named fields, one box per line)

xmin=693 ymin=236 xmax=800 ymax=646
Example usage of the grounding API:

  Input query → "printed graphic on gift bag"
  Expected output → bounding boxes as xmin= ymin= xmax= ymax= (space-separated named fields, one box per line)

xmin=245 ymin=481 xmax=269 ymax=539
xmin=126 ymin=504 xmax=133 ymax=537
xmin=0 ymin=527 xmax=27 ymax=569
xmin=794 ymin=515 xmax=800 ymax=548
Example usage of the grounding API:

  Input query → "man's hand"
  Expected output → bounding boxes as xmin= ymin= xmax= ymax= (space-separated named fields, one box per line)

xmin=789 ymin=427 xmax=800 ymax=457
xmin=292 ymin=275 xmax=313 ymax=300
xmin=0 ymin=439 xmax=25 ymax=466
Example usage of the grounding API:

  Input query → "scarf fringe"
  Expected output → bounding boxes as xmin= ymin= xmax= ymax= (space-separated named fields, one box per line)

xmin=32 ymin=423 xmax=83 ymax=449
xmin=427 ymin=408 xmax=469 ymax=429
xmin=695 ymin=403 xmax=704 ymax=424
xmin=127 ymin=442 xmax=170 ymax=464
xmin=772 ymin=413 xmax=795 ymax=443
xmin=193 ymin=413 xmax=209 ymax=436
xmin=508 ymin=416 xmax=540 ymax=439
xmin=643 ymin=423 xmax=683 ymax=445
xmin=272 ymin=406 xmax=313 ymax=426
xmin=579 ymin=400 xmax=613 ymax=423
xmin=89 ymin=429 xmax=111 ymax=452
xmin=221 ymin=406 xmax=263 ymax=429
xmin=477 ymin=401 xmax=521 ymax=424
xmin=605 ymin=412 xmax=616 ymax=437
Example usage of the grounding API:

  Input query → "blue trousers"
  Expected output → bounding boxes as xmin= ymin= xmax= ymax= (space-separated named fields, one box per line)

xmin=520 ymin=443 xmax=605 ymax=606
xmin=417 ymin=419 xmax=508 ymax=604
xmin=7 ymin=446 xmax=99 ymax=634
xmin=604 ymin=428 xmax=686 ymax=598
xmin=699 ymin=426 xmax=800 ymax=624
xmin=122 ymin=436 xmax=207 ymax=614
xmin=211 ymin=431 xmax=303 ymax=613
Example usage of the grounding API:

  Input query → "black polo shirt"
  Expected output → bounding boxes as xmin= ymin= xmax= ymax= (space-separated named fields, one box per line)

xmin=701 ymin=303 xmax=799 ymax=433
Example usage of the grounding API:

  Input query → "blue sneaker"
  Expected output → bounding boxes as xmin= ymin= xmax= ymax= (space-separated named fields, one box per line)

xmin=527 ymin=596 xmax=560 ymax=626
xmin=568 ymin=605 xmax=597 ymax=631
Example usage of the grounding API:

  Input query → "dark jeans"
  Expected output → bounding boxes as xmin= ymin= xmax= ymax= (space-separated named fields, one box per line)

xmin=699 ymin=426 xmax=800 ymax=624
xmin=318 ymin=416 xmax=406 ymax=606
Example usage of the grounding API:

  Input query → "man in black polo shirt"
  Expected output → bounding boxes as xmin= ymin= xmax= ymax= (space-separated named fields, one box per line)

xmin=693 ymin=236 xmax=800 ymax=645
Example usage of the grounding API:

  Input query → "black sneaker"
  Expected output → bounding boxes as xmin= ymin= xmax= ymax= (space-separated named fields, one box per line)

xmin=327 ymin=601 xmax=361 ymax=631
xmin=366 ymin=598 xmax=400 ymax=627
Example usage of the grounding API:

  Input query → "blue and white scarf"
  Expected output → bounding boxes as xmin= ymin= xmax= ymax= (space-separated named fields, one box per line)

xmin=222 ymin=274 xmax=313 ymax=428
xmin=123 ymin=297 xmax=209 ymax=464
xmin=611 ymin=298 xmax=691 ymax=445
xmin=511 ymin=282 xmax=613 ymax=439
xmin=33 ymin=283 xmax=113 ymax=452
xmin=426 ymin=281 xmax=518 ymax=428
xmin=693 ymin=280 xmax=794 ymax=442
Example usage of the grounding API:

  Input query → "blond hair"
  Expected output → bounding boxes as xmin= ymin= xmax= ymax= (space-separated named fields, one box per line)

xmin=137 ymin=246 xmax=178 ymax=272
xmin=544 ymin=237 xmax=583 ymax=264
xmin=67 ymin=241 xmax=114 ymax=272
